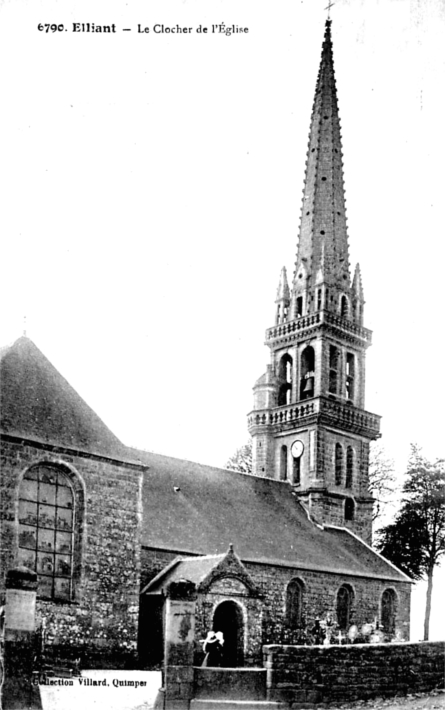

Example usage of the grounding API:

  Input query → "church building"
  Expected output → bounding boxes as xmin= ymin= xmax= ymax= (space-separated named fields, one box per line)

xmin=0 ymin=20 xmax=411 ymax=669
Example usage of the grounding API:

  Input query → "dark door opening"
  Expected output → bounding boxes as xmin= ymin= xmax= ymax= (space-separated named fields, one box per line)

xmin=213 ymin=600 xmax=244 ymax=667
xmin=138 ymin=595 xmax=164 ymax=669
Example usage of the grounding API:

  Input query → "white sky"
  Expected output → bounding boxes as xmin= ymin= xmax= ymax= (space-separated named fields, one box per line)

xmin=0 ymin=0 xmax=444 ymax=641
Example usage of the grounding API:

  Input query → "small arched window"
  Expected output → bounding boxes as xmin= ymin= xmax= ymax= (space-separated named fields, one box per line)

xmin=341 ymin=295 xmax=349 ymax=319
xmin=336 ymin=584 xmax=353 ymax=630
xmin=280 ymin=446 xmax=288 ymax=481
xmin=292 ymin=456 xmax=301 ymax=485
xmin=286 ymin=578 xmax=304 ymax=627
xmin=344 ymin=497 xmax=355 ymax=521
xmin=296 ymin=296 xmax=303 ymax=317
xmin=345 ymin=447 xmax=354 ymax=488
xmin=381 ymin=589 xmax=397 ymax=634
xmin=335 ymin=443 xmax=343 ymax=485
xmin=18 ymin=463 xmax=82 ymax=602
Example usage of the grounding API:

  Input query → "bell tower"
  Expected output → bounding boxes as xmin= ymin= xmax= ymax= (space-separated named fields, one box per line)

xmin=248 ymin=20 xmax=380 ymax=544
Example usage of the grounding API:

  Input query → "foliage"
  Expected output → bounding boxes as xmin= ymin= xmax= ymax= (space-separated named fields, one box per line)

xmin=376 ymin=445 xmax=445 ymax=578
xmin=225 ymin=440 xmax=253 ymax=474
xmin=376 ymin=444 xmax=445 ymax=639
xmin=368 ymin=441 xmax=397 ymax=524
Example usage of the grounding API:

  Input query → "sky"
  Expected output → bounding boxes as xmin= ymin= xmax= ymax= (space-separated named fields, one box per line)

xmin=0 ymin=0 xmax=444 ymax=640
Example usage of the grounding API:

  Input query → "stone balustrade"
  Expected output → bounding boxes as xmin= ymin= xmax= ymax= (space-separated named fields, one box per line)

xmin=248 ymin=397 xmax=380 ymax=437
xmin=248 ymin=401 xmax=318 ymax=429
xmin=265 ymin=310 xmax=372 ymax=344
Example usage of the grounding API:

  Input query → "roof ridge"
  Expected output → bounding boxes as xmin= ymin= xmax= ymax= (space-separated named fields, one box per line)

xmin=133 ymin=446 xmax=291 ymax=483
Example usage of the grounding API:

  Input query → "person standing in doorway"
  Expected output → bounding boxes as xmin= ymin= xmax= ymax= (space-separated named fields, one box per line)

xmin=201 ymin=631 xmax=224 ymax=667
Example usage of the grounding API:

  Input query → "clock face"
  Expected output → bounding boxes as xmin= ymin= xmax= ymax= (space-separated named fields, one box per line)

xmin=291 ymin=440 xmax=304 ymax=459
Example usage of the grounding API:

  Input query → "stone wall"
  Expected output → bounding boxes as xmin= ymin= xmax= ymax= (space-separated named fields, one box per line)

xmin=245 ymin=561 xmax=410 ymax=647
xmin=0 ymin=436 xmax=144 ymax=667
xmin=264 ymin=641 xmax=445 ymax=706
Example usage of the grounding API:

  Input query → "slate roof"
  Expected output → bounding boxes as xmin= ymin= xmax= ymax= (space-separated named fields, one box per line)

xmin=134 ymin=448 xmax=409 ymax=584
xmin=0 ymin=337 xmax=136 ymax=462
xmin=143 ymin=554 xmax=226 ymax=594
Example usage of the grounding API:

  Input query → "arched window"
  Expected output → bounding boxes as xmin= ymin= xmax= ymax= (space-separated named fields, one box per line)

xmin=18 ymin=463 xmax=81 ymax=602
xmin=381 ymin=589 xmax=397 ymax=634
xmin=292 ymin=456 xmax=301 ymax=485
xmin=336 ymin=584 xmax=353 ymax=630
xmin=335 ymin=443 xmax=343 ymax=485
xmin=346 ymin=353 xmax=355 ymax=401
xmin=329 ymin=345 xmax=340 ymax=395
xmin=344 ymin=498 xmax=355 ymax=521
xmin=345 ymin=447 xmax=354 ymax=488
xmin=286 ymin=578 xmax=304 ymax=627
xmin=278 ymin=355 xmax=293 ymax=406
xmin=341 ymin=295 xmax=349 ymax=319
xmin=296 ymin=296 xmax=303 ymax=317
xmin=300 ymin=346 xmax=315 ymax=400
xmin=280 ymin=446 xmax=288 ymax=481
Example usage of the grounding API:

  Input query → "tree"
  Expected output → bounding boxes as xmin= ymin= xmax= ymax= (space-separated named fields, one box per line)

xmin=368 ymin=441 xmax=397 ymax=525
xmin=225 ymin=440 xmax=252 ymax=474
xmin=376 ymin=445 xmax=445 ymax=640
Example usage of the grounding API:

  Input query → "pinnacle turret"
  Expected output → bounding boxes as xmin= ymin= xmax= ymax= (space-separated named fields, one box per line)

xmin=276 ymin=267 xmax=290 ymax=302
xmin=352 ymin=263 xmax=364 ymax=299
xmin=275 ymin=267 xmax=290 ymax=324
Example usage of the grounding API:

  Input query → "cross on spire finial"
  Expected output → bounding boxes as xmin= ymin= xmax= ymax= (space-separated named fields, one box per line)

xmin=324 ymin=0 xmax=335 ymax=19
xmin=23 ymin=314 xmax=27 ymax=337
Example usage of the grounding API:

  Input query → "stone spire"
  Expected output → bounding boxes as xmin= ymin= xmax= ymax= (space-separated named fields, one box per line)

xmin=293 ymin=19 xmax=350 ymax=295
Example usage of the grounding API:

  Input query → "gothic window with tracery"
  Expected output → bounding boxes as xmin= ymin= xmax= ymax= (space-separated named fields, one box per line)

xmin=286 ymin=578 xmax=304 ymax=627
xmin=336 ymin=584 xmax=353 ymax=630
xmin=18 ymin=464 xmax=77 ymax=602
xmin=381 ymin=589 xmax=396 ymax=633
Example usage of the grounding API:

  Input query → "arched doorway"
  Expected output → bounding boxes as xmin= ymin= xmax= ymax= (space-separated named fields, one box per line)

xmin=213 ymin=600 xmax=244 ymax=667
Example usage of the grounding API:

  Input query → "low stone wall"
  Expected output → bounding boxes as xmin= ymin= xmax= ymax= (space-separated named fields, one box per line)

xmin=264 ymin=641 xmax=445 ymax=706
xmin=194 ymin=667 xmax=266 ymax=701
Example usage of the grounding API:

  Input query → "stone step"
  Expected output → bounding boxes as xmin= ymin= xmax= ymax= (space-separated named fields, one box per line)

xmin=190 ymin=701 xmax=286 ymax=710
